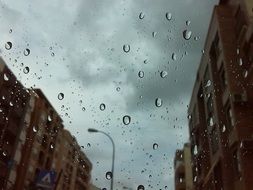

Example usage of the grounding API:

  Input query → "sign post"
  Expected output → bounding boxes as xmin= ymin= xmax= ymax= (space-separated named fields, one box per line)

xmin=35 ymin=170 xmax=56 ymax=190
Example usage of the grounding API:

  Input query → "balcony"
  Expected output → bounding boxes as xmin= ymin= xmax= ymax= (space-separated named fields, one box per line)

xmin=175 ymin=161 xmax=185 ymax=173
xmin=175 ymin=178 xmax=186 ymax=190
xmin=228 ymin=128 xmax=238 ymax=147
xmin=6 ymin=122 xmax=19 ymax=137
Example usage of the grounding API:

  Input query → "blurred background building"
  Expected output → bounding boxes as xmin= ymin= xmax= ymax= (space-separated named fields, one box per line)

xmin=175 ymin=0 xmax=253 ymax=189
xmin=174 ymin=143 xmax=193 ymax=190
xmin=55 ymin=129 xmax=92 ymax=190
xmin=0 ymin=57 xmax=94 ymax=190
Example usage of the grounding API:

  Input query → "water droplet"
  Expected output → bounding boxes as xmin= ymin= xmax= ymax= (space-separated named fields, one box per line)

xmin=23 ymin=48 xmax=30 ymax=56
xmin=23 ymin=66 xmax=29 ymax=74
xmin=237 ymin=48 xmax=240 ymax=55
xmin=165 ymin=12 xmax=172 ymax=20
xmin=244 ymin=70 xmax=248 ymax=78
xmin=209 ymin=117 xmax=214 ymax=126
xmin=138 ymin=71 xmax=144 ymax=78
xmin=139 ymin=12 xmax=145 ymax=19
xmin=153 ymin=143 xmax=158 ymax=150
xmin=82 ymin=107 xmax=86 ymax=111
xmin=48 ymin=115 xmax=52 ymax=122
xmin=87 ymin=143 xmax=91 ymax=147
xmin=155 ymin=98 xmax=163 ymax=107
xmin=9 ymin=29 xmax=12 ymax=33
xmin=193 ymin=145 xmax=198 ymax=155
xmin=152 ymin=32 xmax=157 ymax=38
xmin=194 ymin=36 xmax=200 ymax=41
xmin=50 ymin=144 xmax=54 ymax=149
xmin=239 ymin=58 xmax=243 ymax=66
xmin=3 ymin=74 xmax=9 ymax=81
xmin=33 ymin=126 xmax=38 ymax=133
xmin=5 ymin=42 xmax=12 ymax=50
xmin=194 ymin=176 xmax=197 ymax=182
xmin=99 ymin=103 xmax=106 ymax=111
xmin=51 ymin=52 xmax=55 ymax=57
xmin=172 ymin=53 xmax=177 ymax=61
xmin=58 ymin=93 xmax=64 ymax=100
xmin=143 ymin=59 xmax=148 ymax=64
xmin=222 ymin=125 xmax=226 ymax=133
xmin=186 ymin=20 xmax=191 ymax=26
xmin=123 ymin=44 xmax=130 ymax=53
xmin=116 ymin=87 xmax=121 ymax=92
xmin=105 ymin=171 xmax=112 ymax=180
xmin=160 ymin=71 xmax=167 ymax=78
xmin=9 ymin=102 xmax=13 ymax=107
xmin=205 ymin=80 xmax=212 ymax=87
xmin=2 ymin=150 xmax=7 ymax=157
xmin=183 ymin=30 xmax=192 ymax=40
xmin=137 ymin=185 xmax=145 ymax=190
xmin=123 ymin=115 xmax=131 ymax=125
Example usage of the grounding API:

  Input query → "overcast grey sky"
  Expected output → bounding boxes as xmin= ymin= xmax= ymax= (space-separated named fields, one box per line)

xmin=0 ymin=0 xmax=217 ymax=189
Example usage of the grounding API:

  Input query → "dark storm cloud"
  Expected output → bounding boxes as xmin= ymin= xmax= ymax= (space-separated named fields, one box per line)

xmin=63 ymin=0 xmax=217 ymax=113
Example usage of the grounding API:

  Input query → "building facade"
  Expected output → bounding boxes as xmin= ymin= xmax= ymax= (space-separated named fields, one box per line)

xmin=14 ymin=89 xmax=65 ymax=189
xmin=174 ymin=143 xmax=193 ymax=190
xmin=0 ymin=57 xmax=31 ymax=189
xmin=0 ymin=57 xmax=93 ymax=189
xmin=55 ymin=129 xmax=92 ymax=190
xmin=187 ymin=0 xmax=253 ymax=190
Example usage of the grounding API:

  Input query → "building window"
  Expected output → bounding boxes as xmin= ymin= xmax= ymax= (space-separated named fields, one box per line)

xmin=210 ymin=127 xmax=219 ymax=154
xmin=225 ymin=103 xmax=235 ymax=132
xmin=178 ymin=173 xmax=185 ymax=183
xmin=219 ymin=63 xmax=227 ymax=90
xmin=34 ymin=168 xmax=40 ymax=181
xmin=214 ymin=162 xmax=223 ymax=189
xmin=192 ymin=105 xmax=199 ymax=125
xmin=210 ymin=32 xmax=221 ymax=63
xmin=45 ymin=157 xmax=51 ymax=169
xmin=42 ymin=135 xmax=48 ymax=148
xmin=38 ymin=151 xmax=44 ymax=166
xmin=206 ymin=94 xmax=213 ymax=114
xmin=234 ymin=6 xmax=247 ymax=38
xmin=233 ymin=149 xmax=241 ymax=179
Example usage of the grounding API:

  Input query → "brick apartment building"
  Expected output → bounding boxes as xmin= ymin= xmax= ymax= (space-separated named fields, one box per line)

xmin=185 ymin=0 xmax=253 ymax=190
xmin=14 ymin=88 xmax=65 ymax=189
xmin=0 ymin=57 xmax=31 ymax=189
xmin=0 ymin=57 xmax=93 ymax=189
xmin=55 ymin=129 xmax=92 ymax=190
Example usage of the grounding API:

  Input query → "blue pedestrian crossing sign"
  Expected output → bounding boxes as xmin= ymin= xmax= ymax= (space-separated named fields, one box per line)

xmin=36 ymin=170 xmax=56 ymax=189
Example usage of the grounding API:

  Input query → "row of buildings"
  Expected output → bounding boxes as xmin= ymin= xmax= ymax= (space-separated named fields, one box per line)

xmin=174 ymin=0 xmax=253 ymax=189
xmin=0 ymin=57 xmax=97 ymax=189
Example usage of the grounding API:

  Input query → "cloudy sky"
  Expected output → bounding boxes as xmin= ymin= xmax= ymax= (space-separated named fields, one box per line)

xmin=0 ymin=0 xmax=217 ymax=189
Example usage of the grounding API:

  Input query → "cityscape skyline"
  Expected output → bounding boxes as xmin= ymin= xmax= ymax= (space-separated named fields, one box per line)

xmin=0 ymin=0 xmax=219 ymax=189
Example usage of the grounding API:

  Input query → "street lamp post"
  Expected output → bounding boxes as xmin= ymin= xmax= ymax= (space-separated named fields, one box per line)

xmin=88 ymin=128 xmax=115 ymax=190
